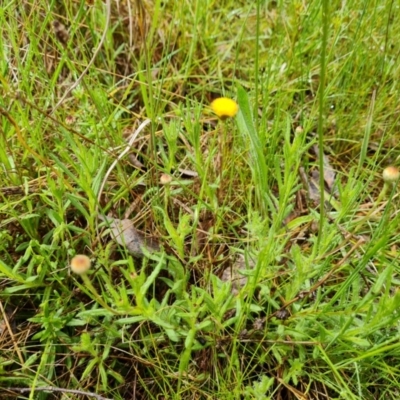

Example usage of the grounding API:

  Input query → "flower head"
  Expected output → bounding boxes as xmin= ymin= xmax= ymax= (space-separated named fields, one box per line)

xmin=382 ymin=166 xmax=400 ymax=183
xmin=70 ymin=255 xmax=91 ymax=275
xmin=160 ymin=173 xmax=172 ymax=185
xmin=211 ymin=97 xmax=239 ymax=119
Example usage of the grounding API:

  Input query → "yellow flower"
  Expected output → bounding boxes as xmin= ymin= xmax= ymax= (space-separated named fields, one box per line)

xmin=211 ymin=97 xmax=239 ymax=119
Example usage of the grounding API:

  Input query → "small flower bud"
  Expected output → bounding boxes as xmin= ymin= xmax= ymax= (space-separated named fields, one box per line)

xmin=70 ymin=255 xmax=91 ymax=275
xmin=295 ymin=126 xmax=304 ymax=134
xmin=65 ymin=115 xmax=76 ymax=125
xmin=382 ymin=166 xmax=400 ymax=183
xmin=160 ymin=173 xmax=172 ymax=185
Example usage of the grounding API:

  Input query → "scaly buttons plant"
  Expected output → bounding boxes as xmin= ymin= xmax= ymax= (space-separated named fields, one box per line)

xmin=211 ymin=97 xmax=239 ymax=119
xmin=70 ymin=254 xmax=91 ymax=275
xmin=70 ymin=254 xmax=119 ymax=314
xmin=376 ymin=165 xmax=400 ymax=203
xmin=382 ymin=166 xmax=400 ymax=183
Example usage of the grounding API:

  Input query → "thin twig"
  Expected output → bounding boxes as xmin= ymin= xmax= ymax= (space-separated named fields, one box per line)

xmin=6 ymin=386 xmax=113 ymax=400
xmin=50 ymin=0 xmax=112 ymax=114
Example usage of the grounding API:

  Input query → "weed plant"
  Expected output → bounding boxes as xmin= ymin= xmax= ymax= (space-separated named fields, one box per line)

xmin=1 ymin=0 xmax=400 ymax=399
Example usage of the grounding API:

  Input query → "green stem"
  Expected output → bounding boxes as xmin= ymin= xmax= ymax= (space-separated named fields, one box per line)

xmin=80 ymin=274 xmax=120 ymax=315
xmin=217 ymin=121 xmax=230 ymax=205
xmin=317 ymin=0 xmax=329 ymax=249
xmin=375 ymin=183 xmax=389 ymax=205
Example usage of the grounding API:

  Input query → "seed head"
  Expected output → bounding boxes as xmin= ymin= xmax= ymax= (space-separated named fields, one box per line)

xmin=382 ymin=166 xmax=400 ymax=183
xmin=295 ymin=126 xmax=304 ymax=134
xmin=160 ymin=173 xmax=172 ymax=185
xmin=70 ymin=255 xmax=91 ymax=275
xmin=211 ymin=97 xmax=239 ymax=119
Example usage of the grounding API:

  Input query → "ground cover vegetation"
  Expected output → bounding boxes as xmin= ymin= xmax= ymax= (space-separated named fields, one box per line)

xmin=1 ymin=0 xmax=400 ymax=399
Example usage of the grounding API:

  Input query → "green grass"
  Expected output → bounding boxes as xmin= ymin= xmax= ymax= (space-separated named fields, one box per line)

xmin=1 ymin=0 xmax=400 ymax=399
